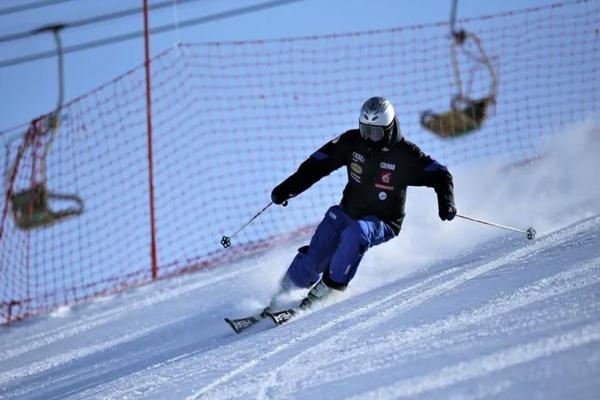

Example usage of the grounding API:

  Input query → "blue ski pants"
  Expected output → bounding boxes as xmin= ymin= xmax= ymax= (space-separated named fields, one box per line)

xmin=284 ymin=205 xmax=396 ymax=289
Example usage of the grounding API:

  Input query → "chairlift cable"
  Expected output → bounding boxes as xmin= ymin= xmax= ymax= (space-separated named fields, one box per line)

xmin=39 ymin=25 xmax=65 ymax=184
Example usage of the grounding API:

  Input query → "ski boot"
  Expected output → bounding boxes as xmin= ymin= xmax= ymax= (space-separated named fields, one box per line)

xmin=299 ymin=279 xmax=335 ymax=310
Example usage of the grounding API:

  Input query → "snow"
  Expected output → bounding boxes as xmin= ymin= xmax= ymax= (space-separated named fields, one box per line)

xmin=1 ymin=122 xmax=599 ymax=399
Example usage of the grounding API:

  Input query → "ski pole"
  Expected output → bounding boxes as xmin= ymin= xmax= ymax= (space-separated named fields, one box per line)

xmin=221 ymin=200 xmax=287 ymax=248
xmin=456 ymin=214 xmax=536 ymax=240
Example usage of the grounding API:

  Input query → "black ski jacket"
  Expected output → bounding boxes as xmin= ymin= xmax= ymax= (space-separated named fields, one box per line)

xmin=273 ymin=129 xmax=454 ymax=234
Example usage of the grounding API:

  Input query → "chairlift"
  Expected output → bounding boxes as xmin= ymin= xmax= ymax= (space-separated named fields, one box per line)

xmin=5 ymin=24 xmax=84 ymax=230
xmin=420 ymin=1 xmax=497 ymax=138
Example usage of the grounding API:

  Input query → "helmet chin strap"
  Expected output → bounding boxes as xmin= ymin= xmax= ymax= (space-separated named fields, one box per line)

xmin=392 ymin=117 xmax=402 ymax=142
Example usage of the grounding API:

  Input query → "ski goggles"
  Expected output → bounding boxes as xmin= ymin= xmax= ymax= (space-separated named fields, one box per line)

xmin=359 ymin=121 xmax=394 ymax=142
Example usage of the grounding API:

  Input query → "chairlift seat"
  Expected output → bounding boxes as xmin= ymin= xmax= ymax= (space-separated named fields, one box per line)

xmin=420 ymin=95 xmax=494 ymax=138
xmin=11 ymin=183 xmax=83 ymax=230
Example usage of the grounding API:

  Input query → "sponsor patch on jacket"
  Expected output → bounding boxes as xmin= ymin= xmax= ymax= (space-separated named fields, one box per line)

xmin=380 ymin=162 xmax=396 ymax=171
xmin=350 ymin=162 xmax=363 ymax=175
xmin=350 ymin=171 xmax=362 ymax=183
xmin=352 ymin=152 xmax=365 ymax=163
xmin=378 ymin=192 xmax=388 ymax=200
xmin=380 ymin=171 xmax=392 ymax=184
xmin=375 ymin=183 xmax=394 ymax=191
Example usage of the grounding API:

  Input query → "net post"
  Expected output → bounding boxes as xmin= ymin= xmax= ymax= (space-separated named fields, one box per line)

xmin=143 ymin=0 xmax=159 ymax=280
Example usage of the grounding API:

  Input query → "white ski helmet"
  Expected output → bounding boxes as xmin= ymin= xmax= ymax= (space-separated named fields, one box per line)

xmin=359 ymin=97 xmax=400 ymax=146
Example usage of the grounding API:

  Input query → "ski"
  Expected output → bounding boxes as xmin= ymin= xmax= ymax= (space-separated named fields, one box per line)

xmin=224 ymin=314 xmax=264 ymax=334
xmin=224 ymin=306 xmax=274 ymax=334
xmin=265 ymin=307 xmax=299 ymax=326
xmin=225 ymin=305 xmax=301 ymax=332
xmin=226 ymin=297 xmax=310 ymax=332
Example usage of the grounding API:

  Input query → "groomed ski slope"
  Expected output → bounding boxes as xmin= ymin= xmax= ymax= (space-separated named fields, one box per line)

xmin=1 ymin=122 xmax=599 ymax=399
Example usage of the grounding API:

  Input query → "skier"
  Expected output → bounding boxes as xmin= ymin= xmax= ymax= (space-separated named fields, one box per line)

xmin=269 ymin=97 xmax=456 ymax=311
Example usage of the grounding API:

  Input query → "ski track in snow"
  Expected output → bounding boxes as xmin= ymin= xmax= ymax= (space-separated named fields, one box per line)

xmin=255 ymin=257 xmax=600 ymax=399
xmin=0 ymin=313 xmax=191 ymax=388
xmin=184 ymin=215 xmax=600 ymax=399
xmin=349 ymin=322 xmax=600 ymax=400
xmin=1 ymin=215 xmax=598 ymax=400
xmin=250 ymin=222 xmax=600 ymax=399
xmin=0 ymin=263 xmax=256 ymax=398
xmin=185 ymin=269 xmax=464 ymax=399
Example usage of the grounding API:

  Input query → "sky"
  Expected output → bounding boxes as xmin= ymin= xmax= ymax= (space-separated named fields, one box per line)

xmin=0 ymin=0 xmax=556 ymax=132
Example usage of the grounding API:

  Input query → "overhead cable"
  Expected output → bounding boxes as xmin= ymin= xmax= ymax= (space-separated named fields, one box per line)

xmin=0 ymin=0 xmax=78 ymax=16
xmin=0 ymin=0 xmax=205 ymax=44
xmin=0 ymin=0 xmax=304 ymax=68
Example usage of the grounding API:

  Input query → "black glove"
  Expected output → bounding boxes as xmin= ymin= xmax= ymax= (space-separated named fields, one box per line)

xmin=271 ymin=183 xmax=293 ymax=205
xmin=439 ymin=202 xmax=457 ymax=221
